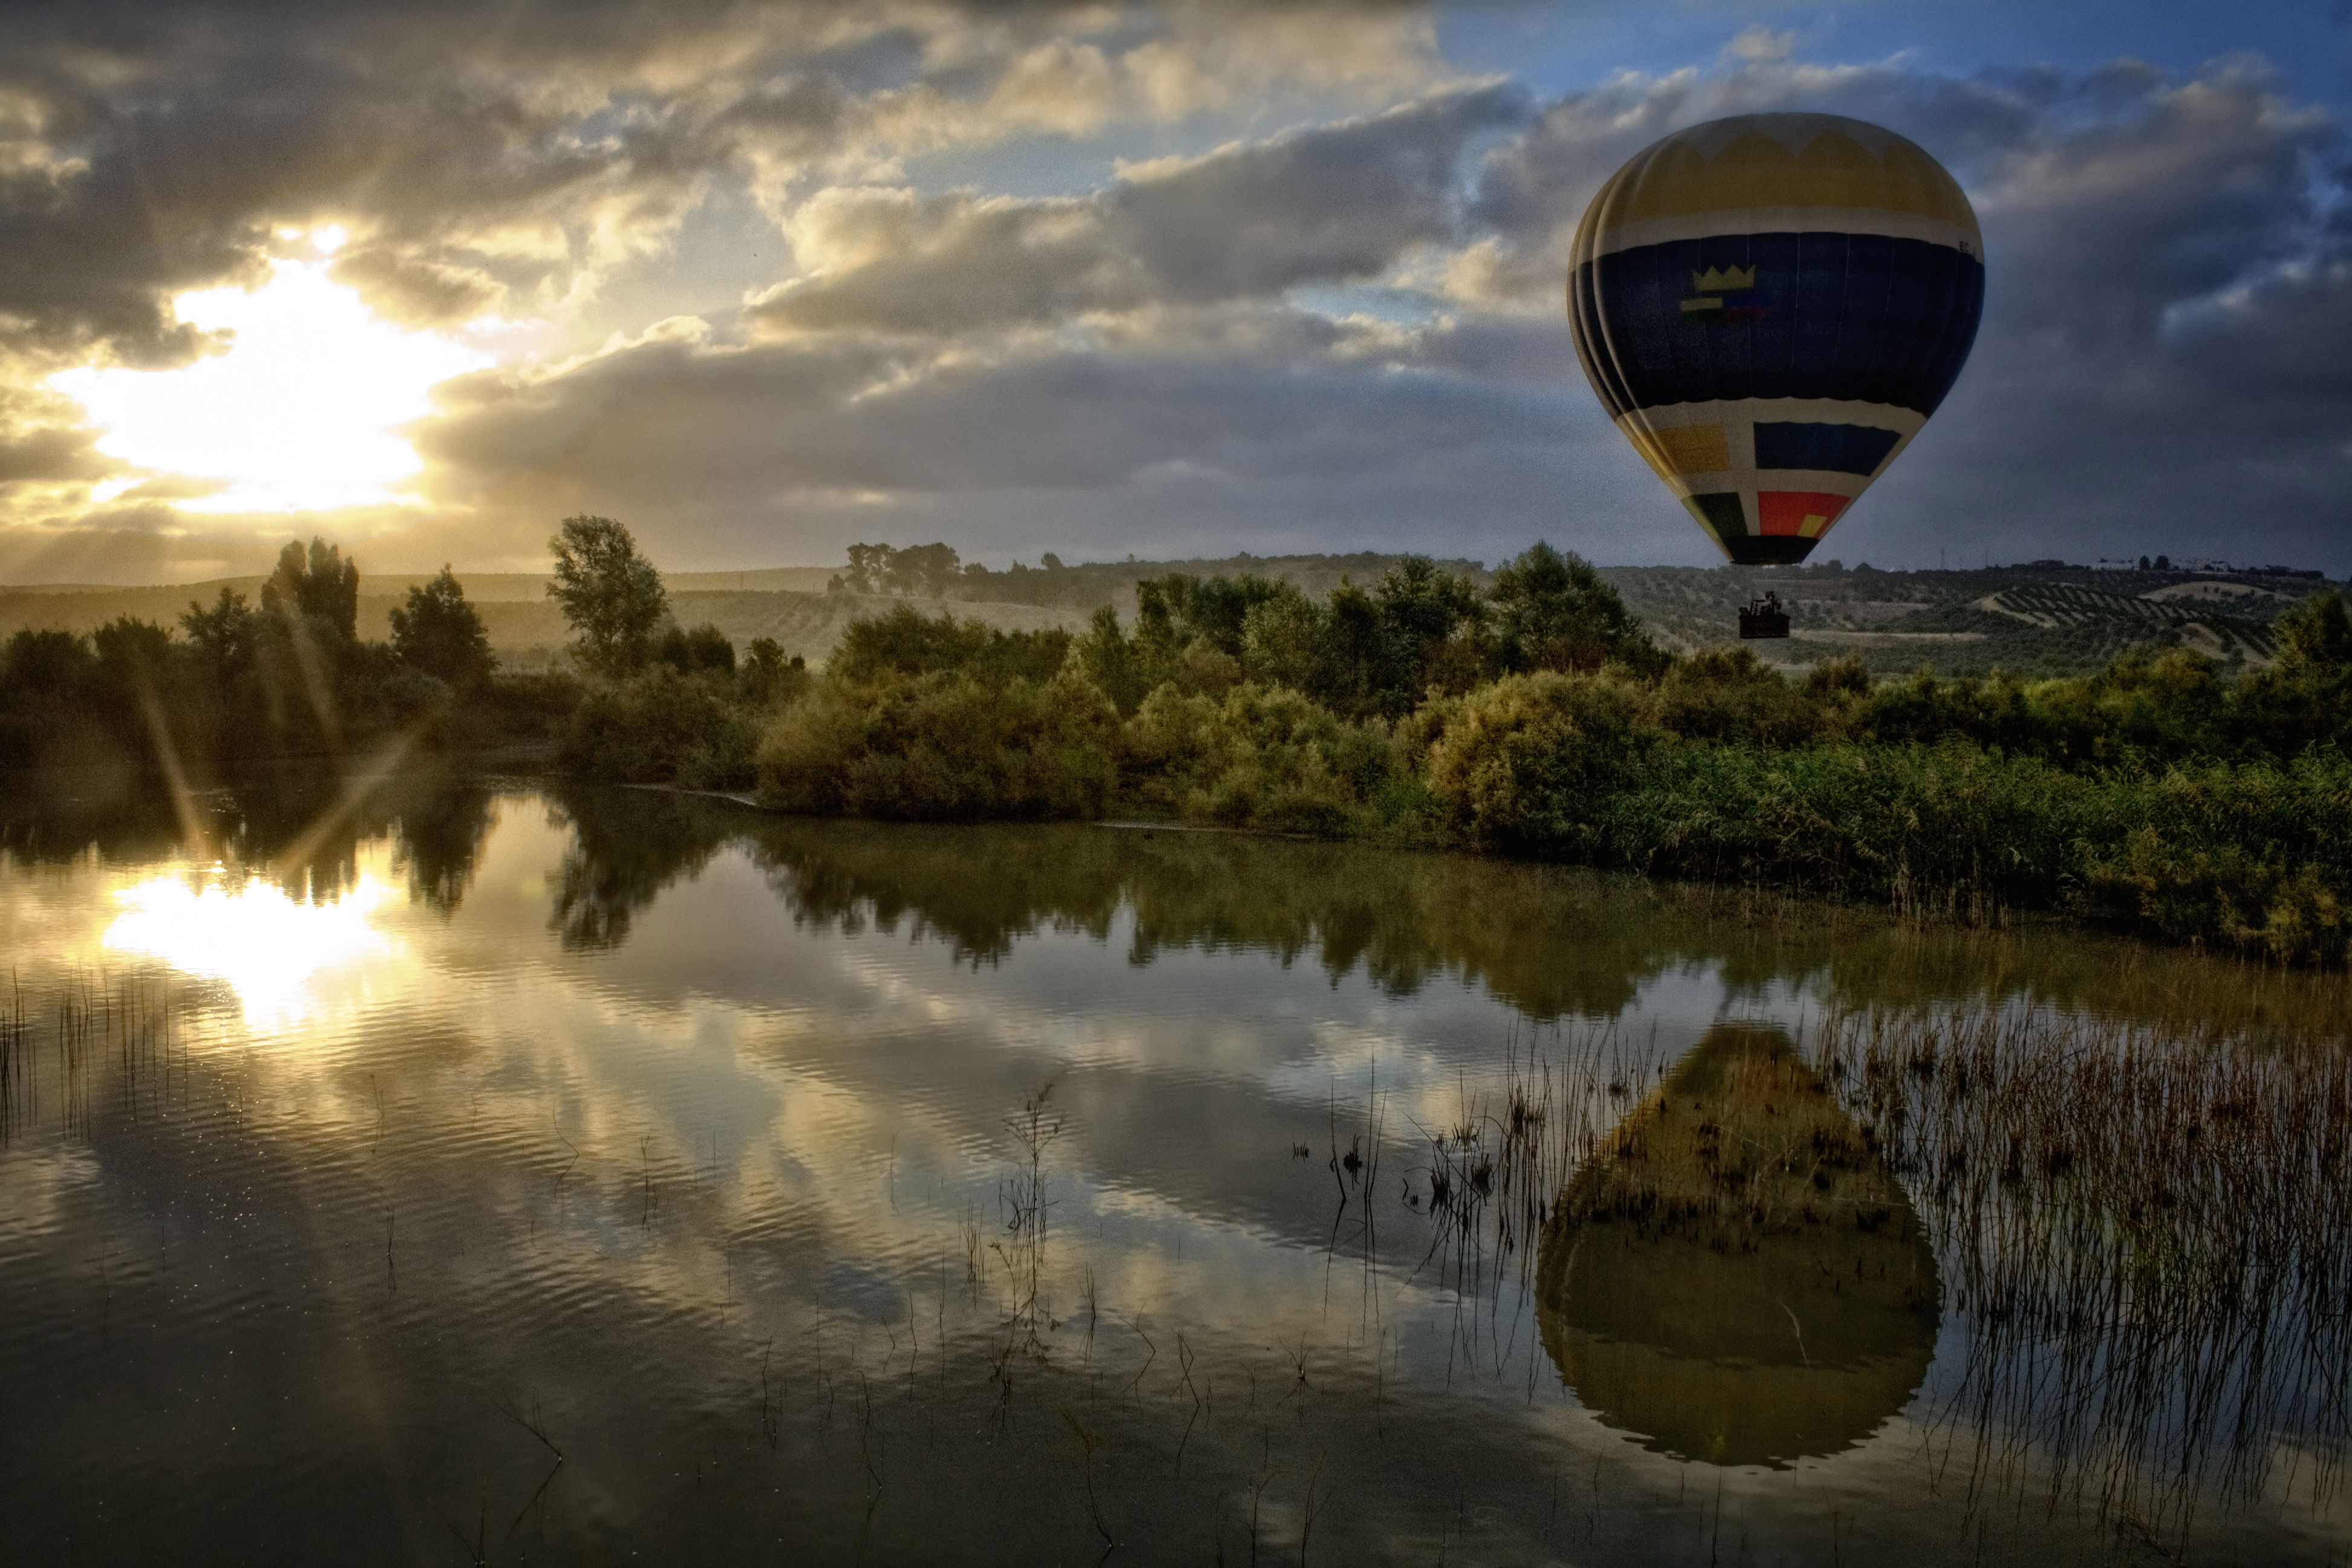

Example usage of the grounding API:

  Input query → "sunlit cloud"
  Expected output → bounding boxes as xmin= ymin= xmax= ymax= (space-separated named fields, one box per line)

xmin=103 ymin=871 xmax=397 ymax=1024
xmin=48 ymin=247 xmax=492 ymax=515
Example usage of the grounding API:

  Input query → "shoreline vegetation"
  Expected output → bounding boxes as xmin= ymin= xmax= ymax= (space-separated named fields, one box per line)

xmin=4 ymin=517 xmax=2349 ymax=964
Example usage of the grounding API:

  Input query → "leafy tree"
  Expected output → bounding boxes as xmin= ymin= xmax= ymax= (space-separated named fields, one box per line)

xmin=180 ymin=587 xmax=258 ymax=684
xmin=1370 ymin=557 xmax=1487 ymax=711
xmin=889 ymin=542 xmax=961 ymax=597
xmin=2276 ymin=590 xmax=2352 ymax=675
xmin=844 ymin=542 xmax=892 ymax=594
xmin=91 ymin=617 xmax=176 ymax=710
xmin=389 ymin=566 xmax=494 ymax=688
xmin=1489 ymin=543 xmax=1665 ymax=676
xmin=1074 ymin=604 xmax=1149 ymax=715
xmin=261 ymin=537 xmax=359 ymax=640
xmin=833 ymin=604 xmax=1070 ymax=687
xmin=549 ymin=514 xmax=667 ymax=678
xmin=741 ymin=637 xmax=807 ymax=704
xmin=3 ymin=627 xmax=96 ymax=694
xmin=655 ymin=622 xmax=736 ymax=676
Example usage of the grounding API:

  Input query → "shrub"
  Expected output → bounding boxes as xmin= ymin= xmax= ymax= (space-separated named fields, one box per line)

xmin=1657 ymin=647 xmax=1823 ymax=748
xmin=1409 ymin=671 xmax=1658 ymax=849
xmin=557 ymin=666 xmax=756 ymax=788
xmin=757 ymin=662 xmax=1118 ymax=820
xmin=832 ymin=604 xmax=1072 ymax=687
xmin=1118 ymin=681 xmax=1398 ymax=834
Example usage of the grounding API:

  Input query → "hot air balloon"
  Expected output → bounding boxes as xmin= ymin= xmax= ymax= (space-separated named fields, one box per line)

xmin=1567 ymin=114 xmax=1984 ymax=635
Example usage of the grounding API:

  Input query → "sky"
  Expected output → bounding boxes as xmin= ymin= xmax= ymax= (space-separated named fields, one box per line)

xmin=0 ymin=0 xmax=2345 ymax=584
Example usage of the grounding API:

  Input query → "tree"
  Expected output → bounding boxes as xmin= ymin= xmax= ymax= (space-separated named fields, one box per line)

xmin=889 ymin=542 xmax=960 ymax=597
xmin=2275 ymin=589 xmax=2352 ymax=675
xmin=181 ymin=587 xmax=258 ymax=684
xmin=548 ymin=515 xmax=667 ymax=677
xmin=654 ymin=622 xmax=736 ymax=676
xmin=844 ymin=543 xmax=892 ymax=594
xmin=92 ymin=617 xmax=175 ymax=707
xmin=261 ymin=538 xmax=359 ymax=641
xmin=1489 ymin=543 xmax=1665 ymax=676
xmin=2 ymin=628 xmax=94 ymax=694
xmin=390 ymin=566 xmax=495 ymax=688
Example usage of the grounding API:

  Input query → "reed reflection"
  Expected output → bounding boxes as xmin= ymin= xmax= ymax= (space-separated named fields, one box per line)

xmin=1535 ymin=1025 xmax=1939 ymax=1469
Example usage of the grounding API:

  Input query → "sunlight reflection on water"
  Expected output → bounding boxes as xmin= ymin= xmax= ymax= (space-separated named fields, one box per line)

xmin=102 ymin=869 xmax=397 ymax=1024
xmin=1 ymin=773 xmax=2347 ymax=1564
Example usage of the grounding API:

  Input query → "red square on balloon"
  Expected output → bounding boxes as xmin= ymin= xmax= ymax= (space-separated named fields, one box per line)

xmin=1757 ymin=491 xmax=1851 ymax=538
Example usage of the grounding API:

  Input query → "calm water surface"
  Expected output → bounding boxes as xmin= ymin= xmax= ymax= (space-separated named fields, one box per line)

xmin=1 ymin=768 xmax=2347 ymax=1564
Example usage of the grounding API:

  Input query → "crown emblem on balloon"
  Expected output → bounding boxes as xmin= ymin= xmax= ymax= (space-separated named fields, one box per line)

xmin=1690 ymin=265 xmax=1758 ymax=293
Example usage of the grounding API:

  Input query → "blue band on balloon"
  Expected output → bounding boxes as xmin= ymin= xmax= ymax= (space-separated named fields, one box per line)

xmin=1570 ymin=232 xmax=1984 ymax=420
xmin=1753 ymin=422 xmax=1902 ymax=476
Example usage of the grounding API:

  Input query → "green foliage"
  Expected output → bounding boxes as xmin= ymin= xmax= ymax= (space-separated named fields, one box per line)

xmin=557 ymin=665 xmax=758 ymax=789
xmin=261 ymin=538 xmax=360 ymax=642
xmin=1658 ymin=647 xmax=1824 ymax=748
xmin=831 ymin=604 xmax=1072 ymax=687
xmin=1489 ymin=543 xmax=1667 ymax=678
xmin=655 ymin=621 xmax=736 ymax=676
xmin=180 ymin=587 xmax=258 ymax=684
xmin=0 ymin=531 xmax=580 ymax=772
xmin=757 ymin=662 xmax=1117 ymax=820
xmin=2272 ymin=589 xmax=2351 ymax=673
xmin=1409 ymin=671 xmax=1658 ymax=849
xmin=843 ymin=541 xmax=962 ymax=597
xmin=5 ymin=628 xmax=96 ymax=693
xmin=740 ymin=638 xmax=809 ymax=706
xmin=549 ymin=514 xmax=668 ymax=677
xmin=390 ymin=566 xmax=494 ymax=688
xmin=1119 ymin=682 xmax=1400 ymax=833
xmin=711 ymin=555 xmax=2352 ymax=963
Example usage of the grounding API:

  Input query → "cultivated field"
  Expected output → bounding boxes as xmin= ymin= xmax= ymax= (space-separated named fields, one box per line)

xmin=2 ymin=557 xmax=2333 ymax=679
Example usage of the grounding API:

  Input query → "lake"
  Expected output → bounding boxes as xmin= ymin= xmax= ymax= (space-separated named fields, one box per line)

xmin=2 ymin=766 xmax=2347 ymax=1564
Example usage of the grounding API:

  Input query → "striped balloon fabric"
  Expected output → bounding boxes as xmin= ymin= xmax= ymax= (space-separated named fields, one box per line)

xmin=1567 ymin=114 xmax=1984 ymax=564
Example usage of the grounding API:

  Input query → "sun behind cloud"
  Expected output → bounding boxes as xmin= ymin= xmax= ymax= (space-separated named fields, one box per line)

xmin=50 ymin=240 xmax=494 ymax=516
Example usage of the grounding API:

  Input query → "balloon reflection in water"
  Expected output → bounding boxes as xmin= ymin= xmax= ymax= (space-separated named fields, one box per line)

xmin=1536 ymin=1025 xmax=1938 ymax=1469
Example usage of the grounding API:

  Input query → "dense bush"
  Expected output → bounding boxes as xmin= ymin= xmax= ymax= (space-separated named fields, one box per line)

xmin=0 ymin=540 xmax=567 ymax=776
xmin=757 ymin=662 xmax=1116 ymax=820
xmin=736 ymin=575 xmax=2352 ymax=964
xmin=557 ymin=665 xmax=760 ymax=789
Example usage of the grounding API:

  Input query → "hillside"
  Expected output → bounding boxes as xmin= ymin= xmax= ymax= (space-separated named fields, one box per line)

xmin=2 ymin=555 xmax=2334 ymax=680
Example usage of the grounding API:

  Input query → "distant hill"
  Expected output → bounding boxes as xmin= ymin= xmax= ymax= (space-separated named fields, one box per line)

xmin=1599 ymin=562 xmax=2327 ymax=678
xmin=2 ymin=555 xmax=2334 ymax=680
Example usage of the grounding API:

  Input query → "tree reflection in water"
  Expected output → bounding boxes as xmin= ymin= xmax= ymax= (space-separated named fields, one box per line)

xmin=0 ymin=777 xmax=2348 ymax=1560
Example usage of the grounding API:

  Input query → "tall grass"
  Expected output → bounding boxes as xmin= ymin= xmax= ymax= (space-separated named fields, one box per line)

xmin=1819 ymin=1005 xmax=2352 ymax=1541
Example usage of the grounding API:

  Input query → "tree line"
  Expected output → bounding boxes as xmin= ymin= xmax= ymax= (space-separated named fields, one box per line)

xmin=9 ymin=512 xmax=2350 ymax=964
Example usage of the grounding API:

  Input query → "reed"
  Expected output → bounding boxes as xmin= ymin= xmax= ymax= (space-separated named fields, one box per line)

xmin=1818 ymin=1005 xmax=2352 ymax=1543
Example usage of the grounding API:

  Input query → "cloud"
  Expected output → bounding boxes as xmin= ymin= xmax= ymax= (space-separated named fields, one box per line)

xmin=750 ymin=85 xmax=1518 ymax=336
xmin=1454 ymin=51 xmax=2351 ymax=567
xmin=1 ymin=11 xmax=2345 ymax=581
xmin=0 ymin=0 xmax=1452 ymax=371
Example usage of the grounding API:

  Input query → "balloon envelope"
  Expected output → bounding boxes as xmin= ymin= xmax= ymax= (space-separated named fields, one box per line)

xmin=1567 ymin=113 xmax=1983 ymax=563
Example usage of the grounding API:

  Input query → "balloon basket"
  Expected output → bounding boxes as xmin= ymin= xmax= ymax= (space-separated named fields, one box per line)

xmin=1738 ymin=592 xmax=1791 ymax=639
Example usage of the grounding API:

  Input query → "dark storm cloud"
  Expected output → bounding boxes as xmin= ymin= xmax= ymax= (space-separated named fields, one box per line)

xmin=749 ymin=85 xmax=1521 ymax=334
